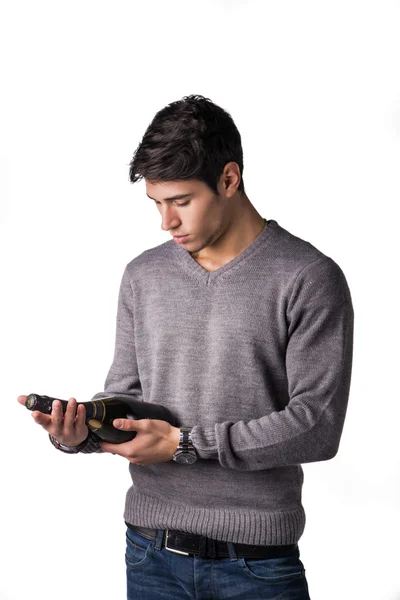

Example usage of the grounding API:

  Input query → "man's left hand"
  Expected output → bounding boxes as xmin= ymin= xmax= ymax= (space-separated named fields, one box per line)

xmin=99 ymin=419 xmax=180 ymax=466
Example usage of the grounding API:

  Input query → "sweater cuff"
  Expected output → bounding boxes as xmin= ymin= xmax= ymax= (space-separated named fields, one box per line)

xmin=190 ymin=426 xmax=218 ymax=460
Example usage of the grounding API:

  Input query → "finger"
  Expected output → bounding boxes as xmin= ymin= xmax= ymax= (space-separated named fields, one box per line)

xmin=74 ymin=405 xmax=88 ymax=440
xmin=31 ymin=410 xmax=52 ymax=429
xmin=75 ymin=403 xmax=87 ymax=432
xmin=50 ymin=400 xmax=63 ymax=437
xmin=63 ymin=398 xmax=77 ymax=433
xmin=113 ymin=418 xmax=141 ymax=430
xmin=99 ymin=438 xmax=136 ymax=458
xmin=99 ymin=441 xmax=121 ymax=454
xmin=17 ymin=395 xmax=27 ymax=406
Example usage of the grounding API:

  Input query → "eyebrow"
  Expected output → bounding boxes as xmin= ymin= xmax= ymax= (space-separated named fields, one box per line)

xmin=146 ymin=193 xmax=193 ymax=202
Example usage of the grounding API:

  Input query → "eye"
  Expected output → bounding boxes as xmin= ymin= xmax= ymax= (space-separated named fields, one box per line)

xmin=153 ymin=200 xmax=191 ymax=207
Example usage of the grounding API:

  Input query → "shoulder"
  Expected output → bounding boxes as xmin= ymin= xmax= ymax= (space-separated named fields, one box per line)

xmin=267 ymin=219 xmax=325 ymax=265
xmin=267 ymin=220 xmax=352 ymax=305
xmin=121 ymin=239 xmax=175 ymax=283
xmin=269 ymin=219 xmax=348 ymax=278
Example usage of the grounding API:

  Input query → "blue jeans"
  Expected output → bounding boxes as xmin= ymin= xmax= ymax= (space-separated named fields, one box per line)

xmin=126 ymin=526 xmax=311 ymax=599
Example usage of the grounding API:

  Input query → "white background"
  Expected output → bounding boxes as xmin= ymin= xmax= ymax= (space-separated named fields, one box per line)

xmin=1 ymin=1 xmax=399 ymax=599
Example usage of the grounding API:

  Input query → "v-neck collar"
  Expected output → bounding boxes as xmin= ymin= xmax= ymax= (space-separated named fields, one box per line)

xmin=170 ymin=219 xmax=278 ymax=285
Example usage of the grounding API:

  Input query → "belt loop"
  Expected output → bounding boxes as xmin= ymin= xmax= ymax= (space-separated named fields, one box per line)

xmin=154 ymin=529 xmax=165 ymax=551
xmin=227 ymin=541 xmax=238 ymax=562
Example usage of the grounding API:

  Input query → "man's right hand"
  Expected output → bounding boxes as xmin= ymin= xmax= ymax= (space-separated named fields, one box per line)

xmin=18 ymin=395 xmax=89 ymax=447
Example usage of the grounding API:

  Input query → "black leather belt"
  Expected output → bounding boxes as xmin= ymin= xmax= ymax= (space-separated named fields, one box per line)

xmin=125 ymin=522 xmax=298 ymax=559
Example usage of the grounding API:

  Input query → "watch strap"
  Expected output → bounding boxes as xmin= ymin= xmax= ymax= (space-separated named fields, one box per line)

xmin=173 ymin=427 xmax=197 ymax=462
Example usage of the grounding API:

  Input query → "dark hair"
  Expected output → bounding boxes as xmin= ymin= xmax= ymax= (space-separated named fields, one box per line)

xmin=129 ymin=94 xmax=245 ymax=195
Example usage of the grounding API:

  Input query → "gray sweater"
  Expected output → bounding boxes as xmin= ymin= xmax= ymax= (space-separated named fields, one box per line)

xmin=74 ymin=219 xmax=354 ymax=546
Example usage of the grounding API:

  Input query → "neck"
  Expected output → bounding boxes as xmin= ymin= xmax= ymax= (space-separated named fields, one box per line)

xmin=190 ymin=196 xmax=266 ymax=266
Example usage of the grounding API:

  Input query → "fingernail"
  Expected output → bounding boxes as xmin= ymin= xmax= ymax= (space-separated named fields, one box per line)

xmin=113 ymin=419 xmax=122 ymax=428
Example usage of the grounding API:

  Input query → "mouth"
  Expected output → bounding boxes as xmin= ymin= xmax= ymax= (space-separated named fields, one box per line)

xmin=172 ymin=234 xmax=190 ymax=244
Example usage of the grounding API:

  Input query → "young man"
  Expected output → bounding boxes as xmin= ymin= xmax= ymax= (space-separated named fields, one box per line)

xmin=19 ymin=94 xmax=354 ymax=599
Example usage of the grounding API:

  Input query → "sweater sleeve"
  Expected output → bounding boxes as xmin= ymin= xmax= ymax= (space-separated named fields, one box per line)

xmin=50 ymin=263 xmax=143 ymax=455
xmin=91 ymin=263 xmax=143 ymax=401
xmin=190 ymin=256 xmax=354 ymax=471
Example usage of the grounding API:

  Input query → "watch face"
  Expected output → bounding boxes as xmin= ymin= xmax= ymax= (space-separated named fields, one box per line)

xmin=175 ymin=452 xmax=197 ymax=464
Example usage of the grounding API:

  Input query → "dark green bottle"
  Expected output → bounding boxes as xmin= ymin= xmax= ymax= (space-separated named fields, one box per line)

xmin=25 ymin=393 xmax=179 ymax=443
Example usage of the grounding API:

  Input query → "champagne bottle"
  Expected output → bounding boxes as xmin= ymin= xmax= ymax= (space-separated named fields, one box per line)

xmin=25 ymin=393 xmax=179 ymax=444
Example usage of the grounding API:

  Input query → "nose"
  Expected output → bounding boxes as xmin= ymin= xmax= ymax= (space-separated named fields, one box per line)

xmin=160 ymin=205 xmax=181 ymax=232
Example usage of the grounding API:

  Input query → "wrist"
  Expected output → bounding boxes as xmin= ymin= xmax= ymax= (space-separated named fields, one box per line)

xmin=49 ymin=432 xmax=90 ymax=454
xmin=171 ymin=426 xmax=180 ymax=449
xmin=172 ymin=427 xmax=198 ymax=464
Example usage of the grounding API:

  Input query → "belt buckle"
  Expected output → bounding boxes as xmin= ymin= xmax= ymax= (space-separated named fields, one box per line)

xmin=164 ymin=529 xmax=190 ymax=556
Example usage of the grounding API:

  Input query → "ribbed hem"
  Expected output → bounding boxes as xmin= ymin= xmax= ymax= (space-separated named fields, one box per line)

xmin=123 ymin=490 xmax=306 ymax=546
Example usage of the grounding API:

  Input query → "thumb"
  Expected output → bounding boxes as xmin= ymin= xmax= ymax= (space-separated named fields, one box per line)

xmin=112 ymin=418 xmax=141 ymax=430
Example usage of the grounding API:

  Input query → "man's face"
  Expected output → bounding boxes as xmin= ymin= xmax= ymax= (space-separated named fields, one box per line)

xmin=145 ymin=178 xmax=230 ymax=255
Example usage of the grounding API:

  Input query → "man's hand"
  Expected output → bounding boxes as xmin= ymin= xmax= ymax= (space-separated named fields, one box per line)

xmin=18 ymin=394 xmax=88 ymax=447
xmin=99 ymin=419 xmax=180 ymax=466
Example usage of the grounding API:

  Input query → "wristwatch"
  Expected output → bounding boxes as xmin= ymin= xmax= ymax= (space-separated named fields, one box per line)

xmin=172 ymin=427 xmax=197 ymax=464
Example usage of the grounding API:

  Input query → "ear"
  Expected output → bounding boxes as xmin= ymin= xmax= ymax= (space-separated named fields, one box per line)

xmin=221 ymin=162 xmax=241 ymax=198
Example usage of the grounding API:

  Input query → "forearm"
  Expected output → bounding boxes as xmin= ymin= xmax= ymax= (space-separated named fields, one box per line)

xmin=191 ymin=374 xmax=352 ymax=470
